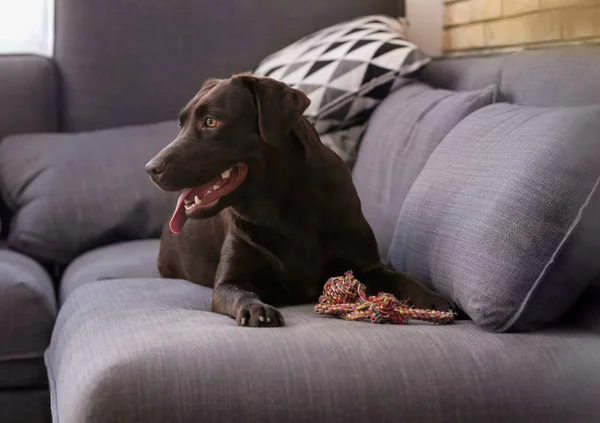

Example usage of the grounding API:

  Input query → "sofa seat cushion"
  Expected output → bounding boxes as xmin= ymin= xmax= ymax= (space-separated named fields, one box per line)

xmin=352 ymin=81 xmax=497 ymax=259
xmin=46 ymin=278 xmax=600 ymax=423
xmin=0 ymin=121 xmax=177 ymax=266
xmin=391 ymin=103 xmax=600 ymax=332
xmin=0 ymin=249 xmax=56 ymax=387
xmin=60 ymin=239 xmax=160 ymax=304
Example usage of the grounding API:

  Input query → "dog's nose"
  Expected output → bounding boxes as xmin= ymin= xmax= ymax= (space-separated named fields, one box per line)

xmin=145 ymin=159 xmax=167 ymax=176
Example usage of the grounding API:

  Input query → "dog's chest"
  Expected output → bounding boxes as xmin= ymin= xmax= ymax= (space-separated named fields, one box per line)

xmin=266 ymin=237 xmax=325 ymax=302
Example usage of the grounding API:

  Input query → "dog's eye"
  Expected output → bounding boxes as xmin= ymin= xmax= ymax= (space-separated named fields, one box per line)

xmin=204 ymin=117 xmax=218 ymax=128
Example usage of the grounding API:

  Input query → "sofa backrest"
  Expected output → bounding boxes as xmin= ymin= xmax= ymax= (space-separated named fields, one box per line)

xmin=419 ymin=45 xmax=600 ymax=108
xmin=54 ymin=0 xmax=399 ymax=132
xmin=353 ymin=45 xmax=600 ymax=260
xmin=0 ymin=55 xmax=58 ymax=140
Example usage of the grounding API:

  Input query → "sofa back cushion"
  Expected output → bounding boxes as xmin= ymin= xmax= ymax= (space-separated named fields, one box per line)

xmin=0 ymin=55 xmax=59 ymax=237
xmin=54 ymin=0 xmax=399 ymax=132
xmin=0 ymin=121 xmax=177 ymax=265
xmin=352 ymin=81 xmax=497 ymax=259
xmin=390 ymin=103 xmax=600 ymax=332
xmin=421 ymin=46 xmax=600 ymax=108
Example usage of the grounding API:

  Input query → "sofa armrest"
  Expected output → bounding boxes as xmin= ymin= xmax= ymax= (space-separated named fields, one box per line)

xmin=0 ymin=54 xmax=59 ymax=140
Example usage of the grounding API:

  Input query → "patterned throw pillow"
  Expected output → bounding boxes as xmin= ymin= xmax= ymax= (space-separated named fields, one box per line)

xmin=254 ymin=14 xmax=430 ymax=163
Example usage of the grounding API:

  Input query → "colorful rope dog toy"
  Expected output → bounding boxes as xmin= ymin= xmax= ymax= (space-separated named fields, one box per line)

xmin=314 ymin=271 xmax=454 ymax=324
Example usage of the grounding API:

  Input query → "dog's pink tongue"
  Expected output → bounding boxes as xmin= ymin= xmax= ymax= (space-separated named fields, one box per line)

xmin=169 ymin=189 xmax=193 ymax=234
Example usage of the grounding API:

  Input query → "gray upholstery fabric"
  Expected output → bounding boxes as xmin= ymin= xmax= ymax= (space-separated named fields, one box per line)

xmin=46 ymin=278 xmax=600 ymax=423
xmin=0 ymin=121 xmax=178 ymax=265
xmin=60 ymin=239 xmax=161 ymax=304
xmin=0 ymin=249 xmax=56 ymax=387
xmin=54 ymin=0 xmax=398 ymax=131
xmin=420 ymin=54 xmax=505 ymax=93
xmin=500 ymin=46 xmax=600 ymax=107
xmin=391 ymin=103 xmax=600 ymax=332
xmin=0 ymin=55 xmax=58 ymax=141
xmin=0 ymin=388 xmax=51 ymax=423
xmin=420 ymin=46 xmax=600 ymax=108
xmin=0 ymin=55 xmax=59 ymax=235
xmin=352 ymin=81 xmax=497 ymax=259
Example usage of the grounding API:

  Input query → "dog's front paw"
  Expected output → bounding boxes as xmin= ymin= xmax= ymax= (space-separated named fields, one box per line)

xmin=236 ymin=302 xmax=285 ymax=327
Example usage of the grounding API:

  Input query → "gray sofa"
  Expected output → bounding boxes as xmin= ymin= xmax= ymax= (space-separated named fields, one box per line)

xmin=1 ymin=1 xmax=600 ymax=422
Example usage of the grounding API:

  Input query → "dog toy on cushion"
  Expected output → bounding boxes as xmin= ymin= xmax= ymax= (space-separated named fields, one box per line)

xmin=314 ymin=271 xmax=455 ymax=324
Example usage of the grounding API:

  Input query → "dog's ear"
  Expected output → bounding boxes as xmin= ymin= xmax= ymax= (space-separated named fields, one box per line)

xmin=236 ymin=74 xmax=310 ymax=147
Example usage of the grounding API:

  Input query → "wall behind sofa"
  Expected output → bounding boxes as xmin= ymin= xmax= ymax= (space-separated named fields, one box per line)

xmin=443 ymin=0 xmax=600 ymax=56
xmin=405 ymin=0 xmax=444 ymax=56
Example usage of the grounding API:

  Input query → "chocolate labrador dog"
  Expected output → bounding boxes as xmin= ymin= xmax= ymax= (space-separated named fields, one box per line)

xmin=145 ymin=73 xmax=455 ymax=327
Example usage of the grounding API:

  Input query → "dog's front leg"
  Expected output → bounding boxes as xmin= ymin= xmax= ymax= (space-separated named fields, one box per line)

xmin=210 ymin=235 xmax=285 ymax=327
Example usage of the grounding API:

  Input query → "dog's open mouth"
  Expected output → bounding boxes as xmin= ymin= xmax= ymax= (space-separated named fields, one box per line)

xmin=169 ymin=163 xmax=248 ymax=234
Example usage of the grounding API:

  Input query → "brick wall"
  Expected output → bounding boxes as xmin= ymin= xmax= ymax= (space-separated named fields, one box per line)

xmin=443 ymin=0 xmax=600 ymax=55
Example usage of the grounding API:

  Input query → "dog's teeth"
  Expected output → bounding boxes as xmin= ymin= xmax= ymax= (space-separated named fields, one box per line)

xmin=194 ymin=195 xmax=201 ymax=205
xmin=213 ymin=185 xmax=220 ymax=191
xmin=221 ymin=168 xmax=232 ymax=179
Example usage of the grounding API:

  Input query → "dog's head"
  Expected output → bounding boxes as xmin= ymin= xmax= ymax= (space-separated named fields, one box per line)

xmin=145 ymin=73 xmax=311 ymax=234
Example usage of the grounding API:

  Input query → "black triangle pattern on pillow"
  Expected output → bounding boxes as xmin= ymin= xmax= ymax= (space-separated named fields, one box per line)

xmin=305 ymin=60 xmax=336 ymax=77
xmin=263 ymin=65 xmax=284 ymax=77
xmin=323 ymin=41 xmax=346 ymax=54
xmin=363 ymin=79 xmax=396 ymax=100
xmin=346 ymin=39 xmax=377 ymax=53
xmin=361 ymin=64 xmax=390 ymax=86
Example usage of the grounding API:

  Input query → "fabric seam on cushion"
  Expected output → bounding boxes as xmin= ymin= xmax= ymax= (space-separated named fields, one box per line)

xmin=502 ymin=174 xmax=600 ymax=332
xmin=45 ymin=360 xmax=60 ymax=423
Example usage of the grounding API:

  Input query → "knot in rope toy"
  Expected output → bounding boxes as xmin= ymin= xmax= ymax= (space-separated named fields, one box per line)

xmin=314 ymin=271 xmax=454 ymax=325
